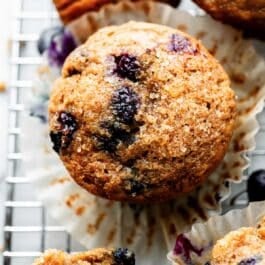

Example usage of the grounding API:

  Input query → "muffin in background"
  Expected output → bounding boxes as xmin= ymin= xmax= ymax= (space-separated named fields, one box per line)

xmin=53 ymin=0 xmax=181 ymax=24
xmin=210 ymin=216 xmax=265 ymax=265
xmin=33 ymin=248 xmax=135 ymax=265
xmin=192 ymin=0 xmax=265 ymax=40
xmin=49 ymin=21 xmax=236 ymax=203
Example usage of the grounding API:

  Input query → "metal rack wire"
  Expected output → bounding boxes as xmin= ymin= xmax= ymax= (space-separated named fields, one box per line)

xmin=2 ymin=0 xmax=265 ymax=265
xmin=2 ymin=1 xmax=85 ymax=264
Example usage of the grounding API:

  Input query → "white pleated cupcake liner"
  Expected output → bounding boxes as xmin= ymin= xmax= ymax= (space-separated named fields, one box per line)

xmin=23 ymin=2 xmax=265 ymax=264
xmin=167 ymin=201 xmax=265 ymax=264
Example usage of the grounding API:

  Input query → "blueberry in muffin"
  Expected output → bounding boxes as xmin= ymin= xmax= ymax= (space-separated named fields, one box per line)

xmin=37 ymin=26 xmax=77 ymax=67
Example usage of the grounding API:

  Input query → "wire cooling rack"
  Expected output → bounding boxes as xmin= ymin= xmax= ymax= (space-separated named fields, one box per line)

xmin=2 ymin=0 xmax=265 ymax=265
xmin=2 ymin=1 xmax=85 ymax=264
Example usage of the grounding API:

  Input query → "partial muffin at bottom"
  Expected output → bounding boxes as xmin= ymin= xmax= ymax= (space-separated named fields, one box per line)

xmin=33 ymin=248 xmax=135 ymax=265
xmin=210 ymin=216 xmax=265 ymax=265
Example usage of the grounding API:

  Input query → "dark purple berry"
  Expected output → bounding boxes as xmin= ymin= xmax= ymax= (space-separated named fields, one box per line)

xmin=93 ymin=135 xmax=119 ymax=153
xmin=111 ymin=87 xmax=140 ymax=124
xmin=58 ymin=111 xmax=78 ymax=134
xmin=50 ymin=131 xmax=63 ymax=153
xmin=37 ymin=26 xmax=63 ymax=55
xmin=94 ymin=87 xmax=141 ymax=154
xmin=50 ymin=111 xmax=78 ymax=153
xmin=102 ymin=121 xmax=136 ymax=144
xmin=127 ymin=179 xmax=146 ymax=197
xmin=47 ymin=28 xmax=77 ymax=67
xmin=169 ymin=34 xmax=196 ymax=54
xmin=94 ymin=121 xmax=137 ymax=153
xmin=114 ymin=54 xmax=140 ymax=82
xmin=174 ymin=234 xmax=203 ymax=263
xmin=204 ymin=262 xmax=211 ymax=265
xmin=238 ymin=257 xmax=258 ymax=265
xmin=247 ymin=170 xmax=265 ymax=202
xmin=113 ymin=248 xmax=135 ymax=265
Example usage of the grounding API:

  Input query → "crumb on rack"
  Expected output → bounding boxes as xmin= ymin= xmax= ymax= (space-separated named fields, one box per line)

xmin=37 ymin=65 xmax=50 ymax=75
xmin=0 ymin=82 xmax=6 ymax=92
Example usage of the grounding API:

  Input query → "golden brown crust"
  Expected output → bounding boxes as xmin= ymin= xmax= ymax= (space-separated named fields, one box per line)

xmin=192 ymin=0 xmax=265 ymax=40
xmin=33 ymin=249 xmax=115 ymax=265
xmin=53 ymin=0 xmax=181 ymax=24
xmin=49 ymin=22 xmax=236 ymax=203
xmin=211 ymin=217 xmax=265 ymax=265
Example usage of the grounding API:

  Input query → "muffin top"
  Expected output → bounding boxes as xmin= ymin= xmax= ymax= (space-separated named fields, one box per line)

xmin=192 ymin=0 xmax=265 ymax=39
xmin=49 ymin=21 xmax=236 ymax=203
xmin=33 ymin=248 xmax=135 ymax=265
xmin=211 ymin=217 xmax=265 ymax=265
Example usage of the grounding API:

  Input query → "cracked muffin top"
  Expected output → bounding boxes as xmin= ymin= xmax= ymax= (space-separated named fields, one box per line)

xmin=33 ymin=248 xmax=135 ymax=265
xmin=49 ymin=21 xmax=236 ymax=203
xmin=192 ymin=0 xmax=265 ymax=40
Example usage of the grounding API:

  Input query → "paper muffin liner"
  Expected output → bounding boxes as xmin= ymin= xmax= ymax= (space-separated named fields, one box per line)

xmin=23 ymin=1 xmax=265 ymax=264
xmin=167 ymin=201 xmax=265 ymax=265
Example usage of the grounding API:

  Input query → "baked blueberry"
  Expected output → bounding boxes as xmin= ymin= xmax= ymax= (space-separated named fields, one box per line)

xmin=37 ymin=26 xmax=63 ymax=55
xmin=111 ymin=87 xmax=140 ymax=124
xmin=46 ymin=28 xmax=76 ymax=67
xmin=113 ymin=248 xmax=135 ymax=265
xmin=169 ymin=34 xmax=196 ymax=54
xmin=93 ymin=134 xmax=119 ymax=153
xmin=50 ymin=131 xmax=63 ymax=153
xmin=50 ymin=112 xmax=78 ymax=153
xmin=94 ymin=121 xmax=136 ymax=153
xmin=102 ymin=121 xmax=136 ymax=145
xmin=114 ymin=54 xmax=140 ymax=82
xmin=58 ymin=111 xmax=78 ymax=134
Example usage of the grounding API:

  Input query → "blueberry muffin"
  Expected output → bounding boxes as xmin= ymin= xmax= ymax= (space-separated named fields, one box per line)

xmin=53 ymin=0 xmax=181 ymax=24
xmin=33 ymin=248 xmax=135 ymax=265
xmin=49 ymin=21 xmax=236 ymax=203
xmin=192 ymin=0 xmax=265 ymax=40
xmin=210 ymin=217 xmax=265 ymax=265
